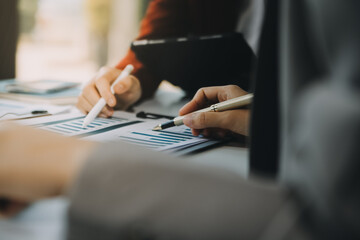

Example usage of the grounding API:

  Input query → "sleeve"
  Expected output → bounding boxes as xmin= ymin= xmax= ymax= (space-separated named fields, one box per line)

xmin=282 ymin=1 xmax=360 ymax=239
xmin=66 ymin=142 xmax=291 ymax=240
xmin=115 ymin=0 xmax=189 ymax=100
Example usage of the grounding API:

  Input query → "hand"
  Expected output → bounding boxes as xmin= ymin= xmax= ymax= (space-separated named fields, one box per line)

xmin=77 ymin=66 xmax=142 ymax=117
xmin=0 ymin=123 xmax=95 ymax=217
xmin=179 ymin=85 xmax=250 ymax=138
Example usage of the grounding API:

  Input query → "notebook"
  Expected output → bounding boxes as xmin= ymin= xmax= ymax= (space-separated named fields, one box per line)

xmin=131 ymin=33 xmax=255 ymax=96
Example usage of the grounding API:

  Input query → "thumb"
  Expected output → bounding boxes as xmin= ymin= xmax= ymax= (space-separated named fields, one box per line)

xmin=112 ymin=76 xmax=134 ymax=95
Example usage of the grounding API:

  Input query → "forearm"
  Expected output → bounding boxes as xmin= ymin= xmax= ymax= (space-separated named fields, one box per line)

xmin=0 ymin=123 xmax=96 ymax=203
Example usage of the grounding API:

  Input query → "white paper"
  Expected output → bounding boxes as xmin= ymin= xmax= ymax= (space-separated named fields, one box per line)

xmin=19 ymin=111 xmax=218 ymax=154
xmin=0 ymin=99 xmax=71 ymax=120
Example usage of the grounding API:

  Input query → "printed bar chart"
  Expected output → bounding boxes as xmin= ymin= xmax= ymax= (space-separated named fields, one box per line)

xmin=116 ymin=124 xmax=209 ymax=152
xmin=36 ymin=116 xmax=141 ymax=137
xmin=26 ymin=112 xmax=220 ymax=154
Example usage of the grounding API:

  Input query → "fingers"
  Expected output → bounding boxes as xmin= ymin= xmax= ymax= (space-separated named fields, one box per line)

xmin=179 ymin=85 xmax=248 ymax=116
xmin=76 ymin=67 xmax=121 ymax=117
xmin=179 ymin=87 xmax=220 ymax=116
xmin=183 ymin=109 xmax=250 ymax=136
xmin=82 ymin=84 xmax=101 ymax=106
xmin=113 ymin=75 xmax=142 ymax=110
xmin=76 ymin=94 xmax=113 ymax=117
xmin=95 ymin=77 xmax=116 ymax=107
xmin=94 ymin=67 xmax=121 ymax=107
xmin=77 ymin=67 xmax=142 ymax=114
xmin=79 ymin=82 xmax=114 ymax=117
xmin=113 ymin=76 xmax=132 ymax=94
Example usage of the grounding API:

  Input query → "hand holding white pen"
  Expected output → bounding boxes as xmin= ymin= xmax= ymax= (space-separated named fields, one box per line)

xmin=82 ymin=64 xmax=134 ymax=128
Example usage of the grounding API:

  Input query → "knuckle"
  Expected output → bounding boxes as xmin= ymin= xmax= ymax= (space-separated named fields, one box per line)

xmin=197 ymin=87 xmax=205 ymax=93
xmin=197 ymin=113 xmax=207 ymax=127
xmin=222 ymin=85 xmax=241 ymax=100
xmin=227 ymin=84 xmax=239 ymax=90
xmin=76 ymin=101 xmax=86 ymax=113
xmin=130 ymin=76 xmax=141 ymax=88
xmin=193 ymin=88 xmax=206 ymax=107
xmin=77 ymin=94 xmax=85 ymax=103
xmin=96 ymin=81 xmax=111 ymax=95
xmin=82 ymin=90 xmax=90 ymax=98
xmin=225 ymin=85 xmax=240 ymax=94
xmin=196 ymin=88 xmax=206 ymax=97
xmin=95 ymin=76 xmax=108 ymax=86
xmin=83 ymin=85 xmax=93 ymax=95
xmin=75 ymin=101 xmax=81 ymax=109
xmin=129 ymin=75 xmax=137 ymax=83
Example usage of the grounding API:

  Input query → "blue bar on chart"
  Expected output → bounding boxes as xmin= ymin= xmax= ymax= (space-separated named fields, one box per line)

xmin=37 ymin=116 xmax=141 ymax=137
xmin=117 ymin=128 xmax=204 ymax=149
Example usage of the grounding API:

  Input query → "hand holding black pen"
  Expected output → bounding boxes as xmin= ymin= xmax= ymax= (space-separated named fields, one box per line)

xmin=153 ymin=93 xmax=253 ymax=130
xmin=176 ymin=86 xmax=252 ymax=137
xmin=153 ymin=85 xmax=252 ymax=138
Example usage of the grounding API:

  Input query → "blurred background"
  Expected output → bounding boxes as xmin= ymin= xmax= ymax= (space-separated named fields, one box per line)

xmin=16 ymin=0 xmax=150 ymax=83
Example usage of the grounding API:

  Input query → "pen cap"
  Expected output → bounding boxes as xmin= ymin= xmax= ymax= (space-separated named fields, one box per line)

xmin=123 ymin=64 xmax=134 ymax=73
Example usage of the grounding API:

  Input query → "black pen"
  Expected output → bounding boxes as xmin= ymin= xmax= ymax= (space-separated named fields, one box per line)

xmin=152 ymin=93 xmax=253 ymax=131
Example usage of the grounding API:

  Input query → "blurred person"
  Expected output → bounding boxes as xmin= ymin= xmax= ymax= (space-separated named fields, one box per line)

xmin=76 ymin=0 xmax=258 ymax=118
xmin=0 ymin=0 xmax=18 ymax=80
xmin=0 ymin=0 xmax=360 ymax=239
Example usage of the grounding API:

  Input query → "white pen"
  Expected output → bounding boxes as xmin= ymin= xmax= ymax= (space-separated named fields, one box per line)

xmin=152 ymin=93 xmax=253 ymax=131
xmin=82 ymin=64 xmax=134 ymax=128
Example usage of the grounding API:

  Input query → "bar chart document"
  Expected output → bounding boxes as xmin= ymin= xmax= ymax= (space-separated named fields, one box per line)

xmin=20 ymin=111 xmax=219 ymax=155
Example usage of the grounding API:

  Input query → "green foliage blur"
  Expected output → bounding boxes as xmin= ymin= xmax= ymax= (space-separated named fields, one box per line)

xmin=18 ymin=0 xmax=38 ymax=35
xmin=84 ymin=0 xmax=112 ymax=37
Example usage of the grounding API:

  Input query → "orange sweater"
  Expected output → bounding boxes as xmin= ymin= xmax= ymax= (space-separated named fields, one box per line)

xmin=116 ymin=0 xmax=246 ymax=100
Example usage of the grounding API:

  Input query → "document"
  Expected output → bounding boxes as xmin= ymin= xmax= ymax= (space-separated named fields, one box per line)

xmin=0 ymin=99 xmax=71 ymax=120
xmin=19 ymin=111 xmax=219 ymax=155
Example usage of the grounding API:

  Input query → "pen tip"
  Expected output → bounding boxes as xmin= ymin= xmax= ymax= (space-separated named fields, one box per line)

xmin=152 ymin=124 xmax=162 ymax=131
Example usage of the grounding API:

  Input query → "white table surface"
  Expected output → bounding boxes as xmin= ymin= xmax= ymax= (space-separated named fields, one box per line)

xmin=0 ymin=88 xmax=249 ymax=239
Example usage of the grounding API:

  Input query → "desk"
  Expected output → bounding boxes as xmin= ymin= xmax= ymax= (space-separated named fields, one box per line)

xmin=0 ymin=89 xmax=249 ymax=240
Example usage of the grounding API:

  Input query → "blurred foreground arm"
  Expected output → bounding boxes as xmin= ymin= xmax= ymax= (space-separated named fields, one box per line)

xmin=0 ymin=123 xmax=290 ymax=239
xmin=67 ymin=142 xmax=289 ymax=240
xmin=0 ymin=123 xmax=95 ymax=216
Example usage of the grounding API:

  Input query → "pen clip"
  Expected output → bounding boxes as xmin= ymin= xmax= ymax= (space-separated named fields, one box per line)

xmin=136 ymin=111 xmax=174 ymax=120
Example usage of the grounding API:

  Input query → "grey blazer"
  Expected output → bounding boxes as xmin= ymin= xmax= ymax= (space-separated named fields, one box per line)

xmin=67 ymin=0 xmax=360 ymax=239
